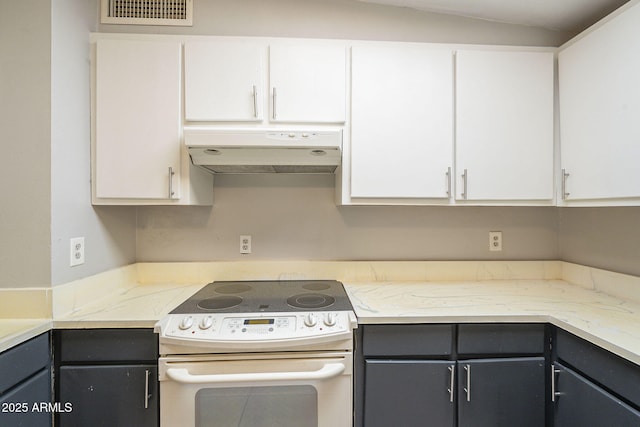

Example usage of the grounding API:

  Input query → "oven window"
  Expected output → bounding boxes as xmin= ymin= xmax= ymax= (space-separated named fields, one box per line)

xmin=195 ymin=385 xmax=318 ymax=427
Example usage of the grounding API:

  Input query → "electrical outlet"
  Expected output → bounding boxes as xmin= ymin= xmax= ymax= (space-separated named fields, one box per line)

xmin=240 ymin=235 xmax=252 ymax=254
xmin=70 ymin=237 xmax=85 ymax=266
xmin=489 ymin=231 xmax=502 ymax=252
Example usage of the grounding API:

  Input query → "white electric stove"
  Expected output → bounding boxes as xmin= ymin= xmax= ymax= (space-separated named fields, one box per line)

xmin=154 ymin=280 xmax=357 ymax=427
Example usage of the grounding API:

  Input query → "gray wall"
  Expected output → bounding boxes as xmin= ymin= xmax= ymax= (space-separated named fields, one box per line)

xmin=137 ymin=175 xmax=558 ymax=262
xmin=559 ymin=208 xmax=640 ymax=277
xmin=0 ymin=0 xmax=52 ymax=288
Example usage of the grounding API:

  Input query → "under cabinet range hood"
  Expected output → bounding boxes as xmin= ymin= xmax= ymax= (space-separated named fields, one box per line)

xmin=185 ymin=128 xmax=342 ymax=174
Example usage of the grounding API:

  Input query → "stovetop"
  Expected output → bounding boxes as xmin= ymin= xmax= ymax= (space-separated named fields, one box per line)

xmin=170 ymin=280 xmax=354 ymax=314
xmin=157 ymin=280 xmax=357 ymax=354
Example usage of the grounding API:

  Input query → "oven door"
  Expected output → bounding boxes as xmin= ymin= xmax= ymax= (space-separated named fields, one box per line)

xmin=159 ymin=352 xmax=353 ymax=427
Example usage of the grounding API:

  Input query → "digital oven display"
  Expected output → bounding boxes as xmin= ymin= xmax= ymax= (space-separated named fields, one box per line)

xmin=244 ymin=319 xmax=275 ymax=325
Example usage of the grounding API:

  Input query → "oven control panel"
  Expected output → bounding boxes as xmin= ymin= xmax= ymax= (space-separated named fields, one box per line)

xmin=162 ymin=311 xmax=355 ymax=342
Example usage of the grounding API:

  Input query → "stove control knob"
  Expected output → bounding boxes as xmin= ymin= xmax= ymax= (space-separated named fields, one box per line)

xmin=324 ymin=313 xmax=337 ymax=327
xmin=199 ymin=316 xmax=213 ymax=330
xmin=304 ymin=313 xmax=317 ymax=327
xmin=179 ymin=316 xmax=194 ymax=330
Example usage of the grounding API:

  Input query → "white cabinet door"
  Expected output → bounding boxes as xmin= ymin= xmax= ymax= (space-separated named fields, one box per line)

xmin=456 ymin=50 xmax=554 ymax=201
xmin=559 ymin=2 xmax=640 ymax=202
xmin=269 ymin=43 xmax=346 ymax=123
xmin=95 ymin=39 xmax=181 ymax=200
xmin=184 ymin=41 xmax=263 ymax=121
xmin=350 ymin=44 xmax=453 ymax=198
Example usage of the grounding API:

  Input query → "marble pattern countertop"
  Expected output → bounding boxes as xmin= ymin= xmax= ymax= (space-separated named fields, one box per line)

xmin=1 ymin=261 xmax=639 ymax=366
xmin=345 ymin=279 xmax=640 ymax=365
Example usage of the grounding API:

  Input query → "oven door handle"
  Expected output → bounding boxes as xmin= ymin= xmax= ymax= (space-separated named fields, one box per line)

xmin=166 ymin=363 xmax=345 ymax=385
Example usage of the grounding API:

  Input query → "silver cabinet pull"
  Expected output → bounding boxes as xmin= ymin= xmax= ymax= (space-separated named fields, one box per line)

xmin=272 ymin=87 xmax=277 ymax=120
xmin=446 ymin=167 xmax=452 ymax=197
xmin=144 ymin=369 xmax=150 ymax=409
xmin=447 ymin=365 xmax=455 ymax=403
xmin=561 ymin=168 xmax=570 ymax=199
xmin=463 ymin=364 xmax=471 ymax=402
xmin=461 ymin=169 xmax=468 ymax=200
xmin=551 ymin=364 xmax=563 ymax=402
xmin=252 ymin=85 xmax=258 ymax=118
xmin=168 ymin=167 xmax=176 ymax=199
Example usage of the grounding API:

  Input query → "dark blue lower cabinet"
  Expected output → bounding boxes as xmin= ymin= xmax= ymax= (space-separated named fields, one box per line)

xmin=0 ymin=332 xmax=52 ymax=427
xmin=553 ymin=363 xmax=640 ymax=427
xmin=364 ymin=359 xmax=455 ymax=427
xmin=457 ymin=357 xmax=545 ymax=427
xmin=54 ymin=329 xmax=159 ymax=427
xmin=364 ymin=357 xmax=545 ymax=427
xmin=58 ymin=364 xmax=158 ymax=427
xmin=0 ymin=368 xmax=52 ymax=427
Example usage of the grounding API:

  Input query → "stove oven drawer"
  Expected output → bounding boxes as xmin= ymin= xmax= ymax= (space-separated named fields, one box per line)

xmin=159 ymin=352 xmax=352 ymax=427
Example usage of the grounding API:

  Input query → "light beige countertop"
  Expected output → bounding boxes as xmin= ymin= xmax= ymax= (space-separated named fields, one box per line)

xmin=345 ymin=279 xmax=640 ymax=365
xmin=1 ymin=261 xmax=639 ymax=366
xmin=52 ymin=282 xmax=205 ymax=329
xmin=0 ymin=319 xmax=52 ymax=354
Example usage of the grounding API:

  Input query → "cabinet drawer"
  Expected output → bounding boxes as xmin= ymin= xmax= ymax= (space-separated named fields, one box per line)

xmin=0 ymin=332 xmax=50 ymax=394
xmin=362 ymin=324 xmax=453 ymax=357
xmin=556 ymin=329 xmax=640 ymax=408
xmin=58 ymin=329 xmax=157 ymax=362
xmin=458 ymin=323 xmax=545 ymax=355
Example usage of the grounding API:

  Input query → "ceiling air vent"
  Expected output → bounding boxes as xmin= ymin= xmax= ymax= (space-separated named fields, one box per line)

xmin=101 ymin=0 xmax=193 ymax=26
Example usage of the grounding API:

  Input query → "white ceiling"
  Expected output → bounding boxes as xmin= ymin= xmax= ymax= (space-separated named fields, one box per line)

xmin=357 ymin=0 xmax=629 ymax=31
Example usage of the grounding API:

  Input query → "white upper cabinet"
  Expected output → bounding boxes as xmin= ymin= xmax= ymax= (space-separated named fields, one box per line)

xmin=269 ymin=43 xmax=347 ymax=123
xmin=558 ymin=1 xmax=640 ymax=204
xmin=350 ymin=44 xmax=454 ymax=199
xmin=93 ymin=38 xmax=212 ymax=205
xmin=455 ymin=49 xmax=554 ymax=202
xmin=95 ymin=39 xmax=182 ymax=200
xmin=184 ymin=41 xmax=264 ymax=122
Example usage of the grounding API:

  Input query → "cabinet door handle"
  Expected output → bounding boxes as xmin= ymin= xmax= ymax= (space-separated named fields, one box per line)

xmin=463 ymin=364 xmax=471 ymax=402
xmin=144 ymin=369 xmax=150 ymax=409
xmin=551 ymin=364 xmax=563 ymax=402
xmin=447 ymin=365 xmax=455 ymax=402
xmin=168 ymin=167 xmax=176 ymax=199
xmin=446 ymin=167 xmax=452 ymax=197
xmin=561 ymin=168 xmax=570 ymax=199
xmin=461 ymin=169 xmax=468 ymax=200
xmin=252 ymin=85 xmax=258 ymax=118
xmin=272 ymin=87 xmax=277 ymax=120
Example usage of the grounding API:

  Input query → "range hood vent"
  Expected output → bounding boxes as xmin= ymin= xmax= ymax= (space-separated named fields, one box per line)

xmin=100 ymin=0 xmax=193 ymax=26
xmin=185 ymin=128 xmax=342 ymax=174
